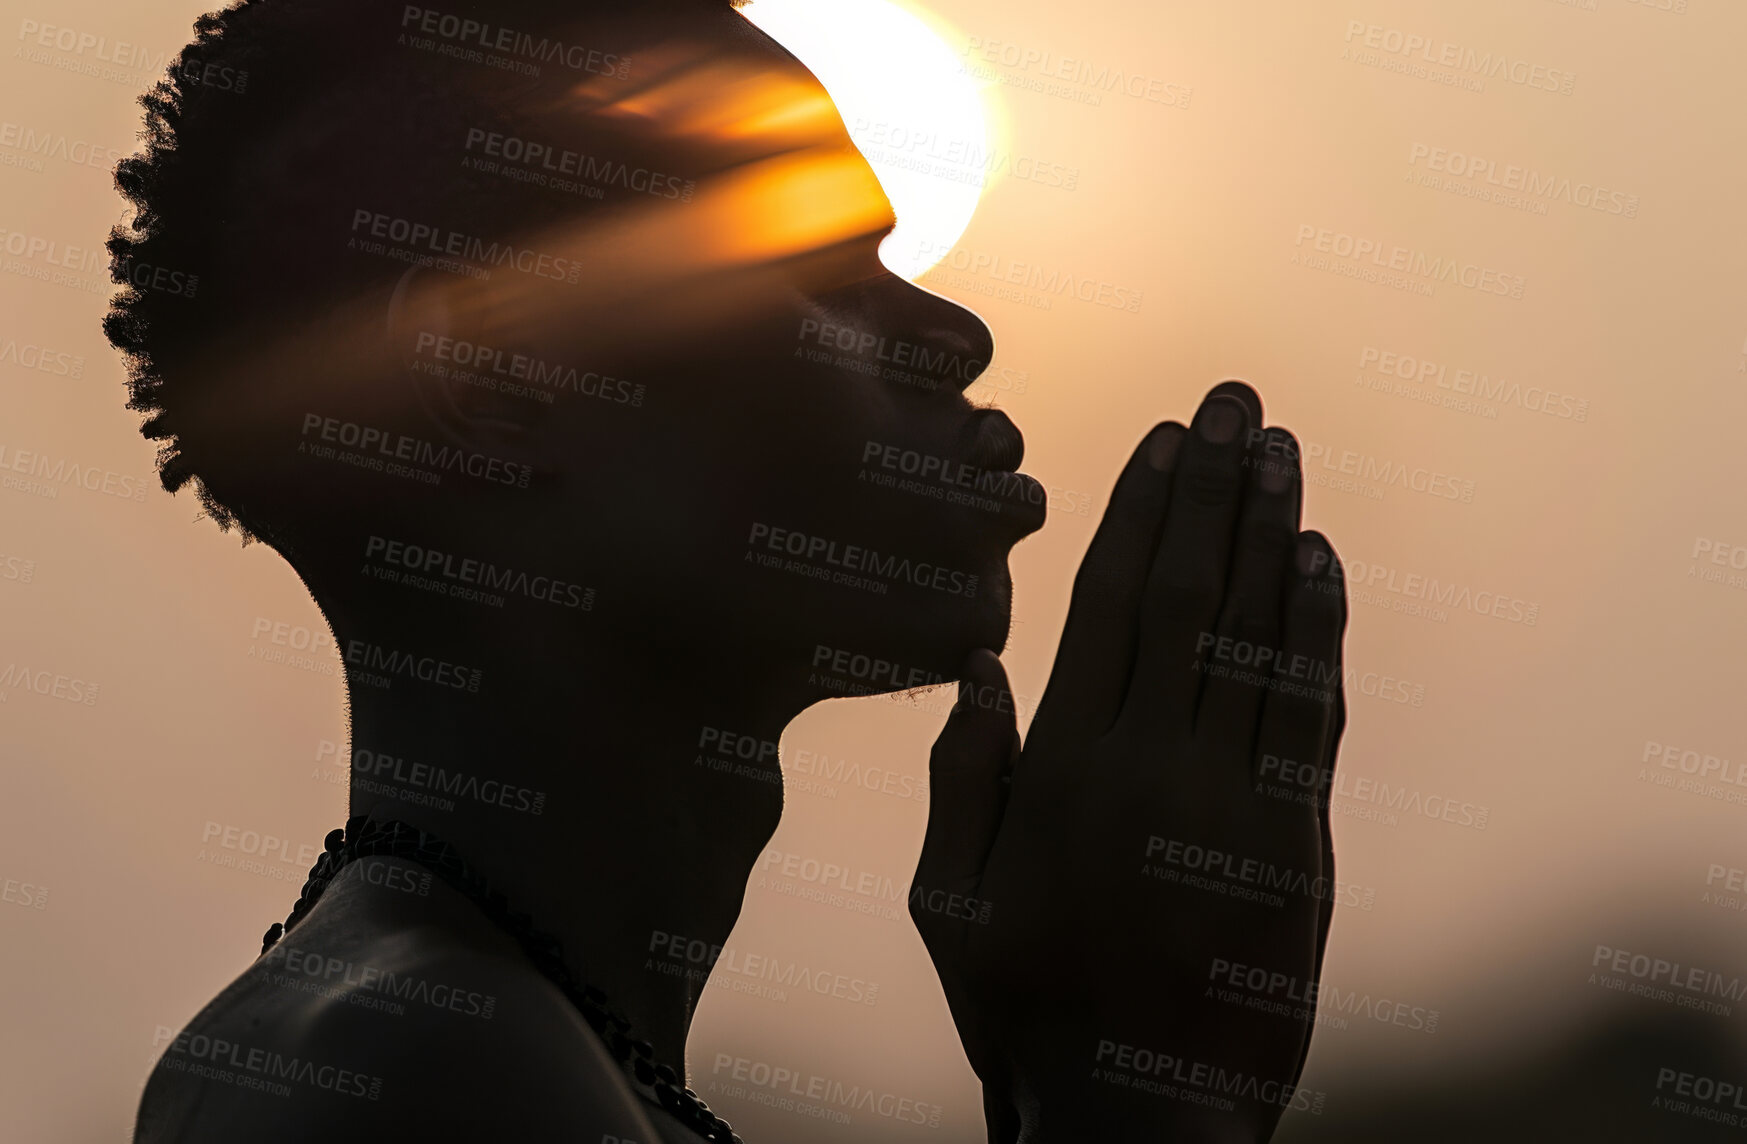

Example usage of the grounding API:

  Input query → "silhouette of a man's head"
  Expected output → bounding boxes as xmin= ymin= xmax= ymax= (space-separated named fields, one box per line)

xmin=107 ymin=0 xmax=1043 ymax=690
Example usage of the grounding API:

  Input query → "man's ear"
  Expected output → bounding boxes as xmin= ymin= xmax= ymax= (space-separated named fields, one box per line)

xmin=385 ymin=266 xmax=549 ymax=459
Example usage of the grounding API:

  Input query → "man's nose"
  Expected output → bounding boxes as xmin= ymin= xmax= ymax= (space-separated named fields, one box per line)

xmin=839 ymin=273 xmax=996 ymax=392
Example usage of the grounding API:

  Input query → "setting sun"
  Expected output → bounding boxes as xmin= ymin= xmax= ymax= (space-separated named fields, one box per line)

xmin=741 ymin=0 xmax=994 ymax=281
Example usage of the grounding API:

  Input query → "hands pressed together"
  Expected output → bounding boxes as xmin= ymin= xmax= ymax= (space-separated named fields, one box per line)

xmin=912 ymin=382 xmax=1350 ymax=1144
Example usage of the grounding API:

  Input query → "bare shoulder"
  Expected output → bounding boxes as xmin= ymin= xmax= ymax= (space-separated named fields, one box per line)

xmin=137 ymin=859 xmax=670 ymax=1142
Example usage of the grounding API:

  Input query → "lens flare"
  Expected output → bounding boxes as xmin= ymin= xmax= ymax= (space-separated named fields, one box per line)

xmin=741 ymin=0 xmax=995 ymax=281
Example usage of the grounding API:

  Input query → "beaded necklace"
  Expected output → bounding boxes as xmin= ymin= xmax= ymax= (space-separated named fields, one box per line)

xmin=263 ymin=815 xmax=741 ymax=1143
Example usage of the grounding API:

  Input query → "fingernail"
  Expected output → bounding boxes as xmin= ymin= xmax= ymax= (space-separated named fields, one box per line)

xmin=1196 ymin=398 xmax=1243 ymax=445
xmin=1146 ymin=425 xmax=1181 ymax=471
xmin=1296 ymin=533 xmax=1330 ymax=576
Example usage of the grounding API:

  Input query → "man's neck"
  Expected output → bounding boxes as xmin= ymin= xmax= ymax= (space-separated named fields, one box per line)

xmin=339 ymin=637 xmax=806 ymax=1078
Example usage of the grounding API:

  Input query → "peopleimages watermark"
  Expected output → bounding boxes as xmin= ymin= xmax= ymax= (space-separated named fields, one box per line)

xmin=344 ymin=638 xmax=482 ymax=693
xmin=706 ymin=1052 xmax=943 ymax=1127
xmin=348 ymin=208 xmax=584 ymax=284
xmin=0 ymin=553 xmax=37 ymax=585
xmin=1293 ymin=224 xmax=1526 ymax=299
xmin=1701 ymin=864 xmax=1747 ymax=917
xmin=1355 ymin=345 xmax=1590 ymax=423
xmin=1641 ymin=740 xmax=1747 ymax=787
xmin=1245 ymin=429 xmax=1476 ymax=504
xmin=201 ymin=818 xmax=436 ymax=890
xmin=746 ymin=522 xmax=979 ymax=598
xmin=911 ymin=239 xmax=1144 ymax=313
xmin=648 ymin=930 xmax=880 ymax=1006
xmin=3 ymin=876 xmax=48 ymax=910
xmin=260 ymin=942 xmax=497 ymax=1019
xmin=851 ymin=118 xmax=1079 ymax=191
xmin=1092 ymin=1040 xmax=1326 ymax=1115
xmin=958 ymin=36 xmax=1193 ymax=109
xmin=1589 ymin=944 xmax=1744 ymax=1017
xmin=694 ymin=725 xmax=782 ymax=788
xmin=14 ymin=18 xmax=173 ymax=82
xmin=0 ymin=330 xmax=84 ymax=378
xmin=0 ymin=121 xmax=124 ymax=174
xmin=807 ymin=644 xmax=946 ymax=696
xmin=14 ymin=19 xmax=247 ymax=90
xmin=691 ymin=724 xmax=931 ymax=803
xmin=786 ymin=745 xmax=929 ymax=804
xmin=349 ymin=747 xmax=546 ymax=816
xmin=794 ymin=317 xmax=1034 ymax=402
xmin=200 ymin=822 xmax=321 ymax=868
xmin=755 ymin=848 xmax=908 ymax=923
xmin=1193 ymin=633 xmax=1427 ymax=709
xmin=0 ymin=661 xmax=100 ymax=706
xmin=196 ymin=823 xmax=320 ymax=884
xmin=0 ymin=441 xmax=149 ymax=502
xmin=1405 ymin=142 xmax=1638 ymax=219
xmin=1207 ymin=958 xmax=1439 ymax=1035
xmin=113 ymin=255 xmax=200 ymax=298
xmin=461 ymin=126 xmax=692 ymax=203
xmin=413 ymin=332 xmax=644 ymax=408
xmin=1688 ymin=538 xmax=1747 ymax=593
xmin=155 ymin=1028 xmax=384 ymax=1100
xmin=1256 ymin=754 xmax=1490 ymax=831
xmin=0 ymin=224 xmax=107 ymax=294
xmin=299 ymin=412 xmax=531 ymax=489
xmin=361 ymin=534 xmax=594 ymax=610
xmin=797 ymin=318 xmax=983 ymax=389
xmin=1314 ymin=552 xmax=1541 ymax=627
xmin=803 ymin=642 xmax=1038 ymax=719
xmin=1340 ymin=21 xmax=1576 ymax=96
xmin=1653 ymin=1067 xmax=1747 ymax=1131
xmin=1143 ymin=837 xmax=1378 ymax=911
xmin=247 ymin=616 xmax=338 ymax=679
xmin=398 ymin=6 xmax=631 ymax=79
xmin=858 ymin=439 xmax=1070 ymax=516
xmin=1637 ymin=739 xmax=1747 ymax=808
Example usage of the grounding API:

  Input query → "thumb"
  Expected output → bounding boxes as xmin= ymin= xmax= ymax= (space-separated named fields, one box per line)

xmin=913 ymin=648 xmax=1019 ymax=923
xmin=912 ymin=648 xmax=1021 ymax=1092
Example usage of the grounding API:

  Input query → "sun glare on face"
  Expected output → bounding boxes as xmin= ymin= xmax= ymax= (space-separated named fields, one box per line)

xmin=741 ymin=0 xmax=994 ymax=281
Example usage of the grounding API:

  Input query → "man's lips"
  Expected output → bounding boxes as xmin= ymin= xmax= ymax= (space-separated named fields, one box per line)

xmin=966 ymin=408 xmax=1025 ymax=472
xmin=964 ymin=410 xmax=1046 ymax=534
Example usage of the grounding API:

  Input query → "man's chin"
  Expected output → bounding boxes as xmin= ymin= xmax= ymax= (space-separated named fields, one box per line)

xmin=964 ymin=562 xmax=1016 ymax=657
xmin=905 ymin=559 xmax=1016 ymax=679
xmin=794 ymin=562 xmax=1013 ymax=701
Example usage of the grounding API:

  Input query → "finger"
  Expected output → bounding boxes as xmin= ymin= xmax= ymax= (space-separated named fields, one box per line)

xmin=908 ymin=649 xmax=1020 ymax=1096
xmin=1123 ymin=392 xmax=1253 ymax=733
xmin=1294 ymin=677 xmax=1346 ymax=1089
xmin=913 ymin=648 xmax=1018 ymax=951
xmin=1311 ymin=637 xmax=1348 ymax=951
xmin=1028 ymin=422 xmax=1184 ymax=746
xmin=1278 ymin=559 xmax=1345 ymax=1091
xmin=1319 ymin=655 xmax=1349 ymax=844
xmin=1195 ymin=427 xmax=1303 ymax=754
xmin=912 ymin=648 xmax=1017 ymax=1087
xmin=1290 ymin=828 xmax=1337 ymax=1093
xmin=1255 ymin=531 xmax=1347 ymax=794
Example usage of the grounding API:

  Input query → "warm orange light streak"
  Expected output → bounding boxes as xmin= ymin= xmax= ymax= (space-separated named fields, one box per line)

xmin=571 ymin=51 xmax=841 ymax=148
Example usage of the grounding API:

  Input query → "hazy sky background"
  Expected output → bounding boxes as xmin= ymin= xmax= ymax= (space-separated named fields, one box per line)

xmin=4 ymin=0 xmax=1746 ymax=1140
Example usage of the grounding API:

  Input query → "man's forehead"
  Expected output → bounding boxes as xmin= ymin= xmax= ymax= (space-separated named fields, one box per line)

xmin=374 ymin=5 xmax=897 ymax=358
xmin=561 ymin=12 xmax=857 ymax=165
